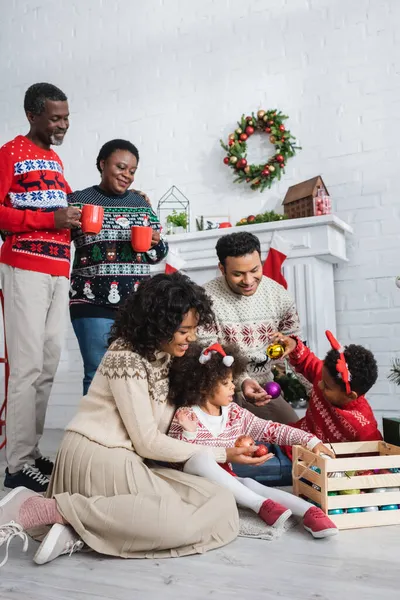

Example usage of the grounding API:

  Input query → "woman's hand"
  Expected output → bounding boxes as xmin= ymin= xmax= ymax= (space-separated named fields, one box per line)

xmin=226 ymin=446 xmax=274 ymax=466
xmin=270 ymin=333 xmax=297 ymax=359
xmin=151 ymin=230 xmax=161 ymax=247
xmin=311 ymin=442 xmax=335 ymax=459
xmin=176 ymin=409 xmax=198 ymax=433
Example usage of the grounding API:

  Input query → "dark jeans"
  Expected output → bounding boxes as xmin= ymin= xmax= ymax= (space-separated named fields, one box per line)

xmin=72 ymin=317 xmax=114 ymax=395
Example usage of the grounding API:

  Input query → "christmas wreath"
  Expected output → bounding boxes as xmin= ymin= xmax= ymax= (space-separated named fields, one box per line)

xmin=220 ymin=109 xmax=300 ymax=192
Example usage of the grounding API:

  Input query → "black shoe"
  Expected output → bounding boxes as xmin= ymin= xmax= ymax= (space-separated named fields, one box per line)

xmin=4 ymin=463 xmax=50 ymax=493
xmin=35 ymin=456 xmax=54 ymax=476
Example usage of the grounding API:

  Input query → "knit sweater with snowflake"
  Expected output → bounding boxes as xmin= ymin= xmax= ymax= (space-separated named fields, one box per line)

xmin=283 ymin=339 xmax=382 ymax=459
xmin=198 ymin=276 xmax=301 ymax=387
xmin=68 ymin=186 xmax=168 ymax=319
xmin=168 ymin=403 xmax=321 ymax=472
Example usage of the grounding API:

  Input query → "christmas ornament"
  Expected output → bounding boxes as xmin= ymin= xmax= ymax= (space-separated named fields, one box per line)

xmin=220 ymin=109 xmax=300 ymax=191
xmin=380 ymin=504 xmax=399 ymax=510
xmin=235 ymin=435 xmax=255 ymax=456
xmin=266 ymin=343 xmax=285 ymax=359
xmin=254 ymin=444 xmax=268 ymax=457
xmin=264 ymin=381 xmax=282 ymax=399
xmin=223 ymin=157 xmax=229 ymax=164
xmin=328 ymin=509 xmax=344 ymax=515
xmin=346 ymin=507 xmax=362 ymax=514
xmin=361 ymin=506 xmax=379 ymax=512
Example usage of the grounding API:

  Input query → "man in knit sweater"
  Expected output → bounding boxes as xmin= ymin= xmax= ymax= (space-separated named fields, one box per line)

xmin=198 ymin=232 xmax=300 ymax=425
xmin=0 ymin=83 xmax=80 ymax=492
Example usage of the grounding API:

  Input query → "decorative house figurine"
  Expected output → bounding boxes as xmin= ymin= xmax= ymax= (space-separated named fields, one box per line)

xmin=157 ymin=186 xmax=190 ymax=234
xmin=282 ymin=176 xmax=331 ymax=219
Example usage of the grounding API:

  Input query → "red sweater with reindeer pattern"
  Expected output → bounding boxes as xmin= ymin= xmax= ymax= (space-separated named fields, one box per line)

xmin=0 ymin=135 xmax=72 ymax=277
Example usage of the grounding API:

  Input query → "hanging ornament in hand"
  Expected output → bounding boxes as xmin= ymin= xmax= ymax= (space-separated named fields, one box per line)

xmin=220 ymin=109 xmax=301 ymax=192
xmin=264 ymin=381 xmax=282 ymax=399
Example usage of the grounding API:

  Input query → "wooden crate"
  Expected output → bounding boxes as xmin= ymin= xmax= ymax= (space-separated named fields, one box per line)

xmin=292 ymin=441 xmax=400 ymax=530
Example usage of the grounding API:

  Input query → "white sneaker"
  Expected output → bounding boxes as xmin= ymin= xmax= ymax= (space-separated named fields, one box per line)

xmin=0 ymin=486 xmax=39 ymax=567
xmin=34 ymin=523 xmax=84 ymax=565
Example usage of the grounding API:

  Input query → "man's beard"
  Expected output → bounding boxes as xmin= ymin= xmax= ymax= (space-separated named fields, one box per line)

xmin=49 ymin=134 xmax=64 ymax=146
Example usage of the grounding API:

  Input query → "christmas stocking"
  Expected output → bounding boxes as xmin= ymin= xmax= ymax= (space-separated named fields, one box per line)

xmin=262 ymin=232 xmax=293 ymax=289
xmin=165 ymin=250 xmax=186 ymax=274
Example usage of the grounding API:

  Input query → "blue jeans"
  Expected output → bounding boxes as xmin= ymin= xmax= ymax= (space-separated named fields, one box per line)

xmin=72 ymin=318 xmax=114 ymax=395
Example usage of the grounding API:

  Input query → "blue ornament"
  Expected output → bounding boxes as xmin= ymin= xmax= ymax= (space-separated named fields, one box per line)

xmin=328 ymin=509 xmax=344 ymax=515
xmin=380 ymin=504 xmax=399 ymax=511
xmin=346 ymin=507 xmax=362 ymax=513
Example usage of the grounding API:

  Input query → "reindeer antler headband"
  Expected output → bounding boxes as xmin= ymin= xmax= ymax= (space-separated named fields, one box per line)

xmin=199 ymin=343 xmax=234 ymax=367
xmin=325 ymin=330 xmax=352 ymax=394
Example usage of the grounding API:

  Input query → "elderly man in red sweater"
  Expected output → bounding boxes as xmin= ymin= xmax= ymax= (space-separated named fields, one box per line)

xmin=0 ymin=83 xmax=81 ymax=492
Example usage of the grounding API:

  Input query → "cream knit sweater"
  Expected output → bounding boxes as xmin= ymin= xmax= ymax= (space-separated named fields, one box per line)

xmin=66 ymin=339 xmax=226 ymax=464
xmin=199 ymin=276 xmax=301 ymax=387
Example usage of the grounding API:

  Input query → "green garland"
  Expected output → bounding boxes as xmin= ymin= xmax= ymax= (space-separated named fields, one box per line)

xmin=220 ymin=109 xmax=301 ymax=192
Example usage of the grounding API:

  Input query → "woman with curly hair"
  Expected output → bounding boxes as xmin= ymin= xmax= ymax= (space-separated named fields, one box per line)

xmin=168 ymin=343 xmax=339 ymax=539
xmin=0 ymin=272 xmax=271 ymax=568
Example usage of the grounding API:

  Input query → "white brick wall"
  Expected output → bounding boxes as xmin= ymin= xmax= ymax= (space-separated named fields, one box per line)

xmin=1 ymin=0 xmax=399 ymax=427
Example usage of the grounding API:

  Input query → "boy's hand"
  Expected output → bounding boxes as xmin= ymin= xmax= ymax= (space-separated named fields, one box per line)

xmin=176 ymin=409 xmax=198 ymax=433
xmin=270 ymin=333 xmax=297 ymax=358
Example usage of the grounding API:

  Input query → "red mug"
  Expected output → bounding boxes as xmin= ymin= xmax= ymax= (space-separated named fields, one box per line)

xmin=131 ymin=226 xmax=152 ymax=252
xmin=219 ymin=222 xmax=232 ymax=229
xmin=81 ymin=205 xmax=104 ymax=235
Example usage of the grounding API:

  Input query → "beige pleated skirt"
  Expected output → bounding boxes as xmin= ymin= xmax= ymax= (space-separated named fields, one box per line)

xmin=35 ymin=431 xmax=239 ymax=558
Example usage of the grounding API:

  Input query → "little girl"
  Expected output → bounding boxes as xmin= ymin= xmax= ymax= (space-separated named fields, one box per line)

xmin=168 ymin=343 xmax=338 ymax=539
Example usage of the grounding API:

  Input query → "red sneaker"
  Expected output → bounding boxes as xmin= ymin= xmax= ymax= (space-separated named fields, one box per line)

xmin=303 ymin=506 xmax=338 ymax=539
xmin=258 ymin=499 xmax=292 ymax=528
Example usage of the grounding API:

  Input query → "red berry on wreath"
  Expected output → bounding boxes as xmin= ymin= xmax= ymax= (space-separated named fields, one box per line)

xmin=268 ymin=120 xmax=274 ymax=125
xmin=276 ymin=154 xmax=284 ymax=162
xmin=246 ymin=178 xmax=251 ymax=182
xmin=279 ymin=125 xmax=285 ymax=132
xmin=262 ymin=169 xmax=270 ymax=176
xmin=265 ymin=127 xmax=271 ymax=133
xmin=229 ymin=140 xmax=234 ymax=146
xmin=279 ymin=163 xmax=285 ymax=168
xmin=223 ymin=157 xmax=230 ymax=164
xmin=281 ymin=137 xmax=285 ymax=142
xmin=240 ymin=133 xmax=248 ymax=141
xmin=245 ymin=126 xmax=255 ymax=135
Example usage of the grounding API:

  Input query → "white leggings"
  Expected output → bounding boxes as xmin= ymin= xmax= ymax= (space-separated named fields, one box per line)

xmin=184 ymin=452 xmax=312 ymax=517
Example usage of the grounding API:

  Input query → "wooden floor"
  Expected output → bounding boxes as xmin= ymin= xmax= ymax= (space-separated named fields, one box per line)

xmin=1 ymin=431 xmax=400 ymax=600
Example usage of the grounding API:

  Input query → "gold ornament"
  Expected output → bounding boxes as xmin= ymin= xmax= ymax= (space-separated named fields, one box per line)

xmin=269 ymin=165 xmax=275 ymax=172
xmin=263 ymin=115 xmax=269 ymax=122
xmin=244 ymin=165 xmax=251 ymax=174
xmin=269 ymin=135 xmax=277 ymax=144
xmin=257 ymin=110 xmax=266 ymax=119
xmin=236 ymin=128 xmax=242 ymax=135
xmin=229 ymin=134 xmax=235 ymax=140
xmin=229 ymin=156 xmax=238 ymax=164
xmin=266 ymin=343 xmax=285 ymax=359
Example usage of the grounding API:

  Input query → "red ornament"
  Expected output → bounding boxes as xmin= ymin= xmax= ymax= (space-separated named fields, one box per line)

xmin=279 ymin=163 xmax=285 ymax=168
xmin=236 ymin=159 xmax=246 ymax=169
xmin=276 ymin=154 xmax=284 ymax=162
xmin=247 ymin=215 xmax=256 ymax=223
xmin=223 ymin=157 xmax=230 ymax=164
xmin=240 ymin=133 xmax=248 ymax=141
xmin=254 ymin=444 xmax=268 ymax=457
xmin=246 ymin=116 xmax=252 ymax=121
xmin=268 ymin=120 xmax=274 ymax=125
xmin=279 ymin=125 xmax=285 ymax=132
xmin=265 ymin=127 xmax=271 ymax=133
xmin=241 ymin=158 xmax=247 ymax=166
xmin=245 ymin=126 xmax=255 ymax=136
xmin=281 ymin=137 xmax=285 ymax=142
xmin=246 ymin=178 xmax=251 ymax=182
xmin=229 ymin=139 xmax=234 ymax=146
xmin=235 ymin=435 xmax=255 ymax=456
xmin=262 ymin=169 xmax=270 ymax=176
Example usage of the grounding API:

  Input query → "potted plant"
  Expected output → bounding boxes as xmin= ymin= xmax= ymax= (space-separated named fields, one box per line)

xmin=166 ymin=210 xmax=188 ymax=234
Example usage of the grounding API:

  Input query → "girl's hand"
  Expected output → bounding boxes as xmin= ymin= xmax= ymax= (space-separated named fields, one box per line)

xmin=270 ymin=333 xmax=297 ymax=358
xmin=226 ymin=446 xmax=274 ymax=465
xmin=176 ymin=409 xmax=198 ymax=433
xmin=311 ymin=442 xmax=335 ymax=459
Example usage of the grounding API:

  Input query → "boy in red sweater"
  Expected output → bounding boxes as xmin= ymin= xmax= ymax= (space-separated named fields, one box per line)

xmin=272 ymin=331 xmax=381 ymax=459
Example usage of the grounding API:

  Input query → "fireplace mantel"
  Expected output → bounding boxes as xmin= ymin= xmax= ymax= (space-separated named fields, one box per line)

xmin=154 ymin=215 xmax=353 ymax=358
